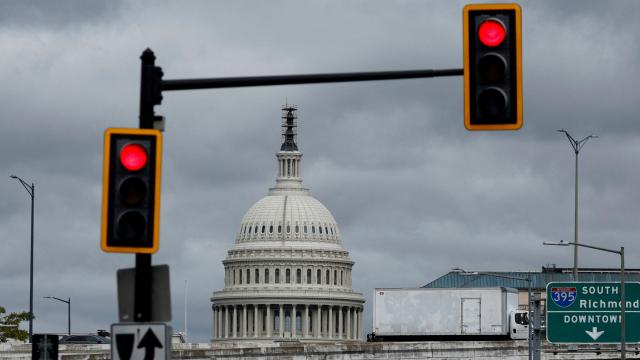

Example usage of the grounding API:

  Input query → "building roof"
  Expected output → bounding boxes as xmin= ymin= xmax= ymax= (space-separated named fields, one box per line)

xmin=423 ymin=267 xmax=640 ymax=290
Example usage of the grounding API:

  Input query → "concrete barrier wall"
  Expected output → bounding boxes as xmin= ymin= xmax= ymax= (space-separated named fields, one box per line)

xmin=1 ymin=340 xmax=639 ymax=359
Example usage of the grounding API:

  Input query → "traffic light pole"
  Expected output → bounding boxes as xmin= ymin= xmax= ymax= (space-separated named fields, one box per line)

xmin=134 ymin=49 xmax=157 ymax=322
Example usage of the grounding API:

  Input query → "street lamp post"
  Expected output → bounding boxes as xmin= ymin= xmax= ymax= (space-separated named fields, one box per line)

xmin=44 ymin=296 xmax=71 ymax=336
xmin=452 ymin=268 xmax=533 ymax=360
xmin=10 ymin=175 xmax=34 ymax=343
xmin=543 ymin=240 xmax=625 ymax=359
xmin=557 ymin=129 xmax=597 ymax=281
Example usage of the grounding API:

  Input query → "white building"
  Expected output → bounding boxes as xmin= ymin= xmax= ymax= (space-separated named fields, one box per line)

xmin=211 ymin=106 xmax=365 ymax=342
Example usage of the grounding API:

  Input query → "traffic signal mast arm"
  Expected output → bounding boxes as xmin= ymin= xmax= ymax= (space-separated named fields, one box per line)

xmin=160 ymin=68 xmax=464 ymax=91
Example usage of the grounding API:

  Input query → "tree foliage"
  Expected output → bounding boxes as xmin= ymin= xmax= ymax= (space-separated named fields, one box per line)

xmin=0 ymin=306 xmax=32 ymax=343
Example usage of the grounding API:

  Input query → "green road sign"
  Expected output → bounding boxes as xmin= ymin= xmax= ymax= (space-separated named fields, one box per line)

xmin=546 ymin=282 xmax=640 ymax=343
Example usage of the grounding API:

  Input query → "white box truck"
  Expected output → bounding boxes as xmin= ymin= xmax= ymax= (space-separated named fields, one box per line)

xmin=371 ymin=287 xmax=528 ymax=341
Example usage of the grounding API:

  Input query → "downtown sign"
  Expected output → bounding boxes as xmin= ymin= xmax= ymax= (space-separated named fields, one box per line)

xmin=546 ymin=282 xmax=640 ymax=343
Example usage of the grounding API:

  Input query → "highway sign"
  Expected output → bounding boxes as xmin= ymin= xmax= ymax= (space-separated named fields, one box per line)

xmin=546 ymin=282 xmax=640 ymax=343
xmin=111 ymin=323 xmax=169 ymax=360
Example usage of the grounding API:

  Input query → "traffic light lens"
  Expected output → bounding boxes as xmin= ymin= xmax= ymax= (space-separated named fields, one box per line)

xmin=477 ymin=87 xmax=507 ymax=117
xmin=119 ymin=177 xmax=147 ymax=206
xmin=478 ymin=54 xmax=507 ymax=82
xmin=120 ymin=144 xmax=148 ymax=171
xmin=478 ymin=19 xmax=506 ymax=47
xmin=117 ymin=211 xmax=146 ymax=241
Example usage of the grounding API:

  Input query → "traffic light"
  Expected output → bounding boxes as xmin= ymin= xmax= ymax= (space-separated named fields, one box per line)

xmin=102 ymin=128 xmax=162 ymax=253
xmin=463 ymin=3 xmax=522 ymax=130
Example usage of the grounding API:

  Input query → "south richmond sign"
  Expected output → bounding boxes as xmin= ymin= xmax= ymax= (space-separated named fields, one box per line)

xmin=546 ymin=282 xmax=640 ymax=344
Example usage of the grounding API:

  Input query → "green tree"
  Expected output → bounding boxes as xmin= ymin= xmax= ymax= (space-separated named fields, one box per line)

xmin=0 ymin=306 xmax=32 ymax=343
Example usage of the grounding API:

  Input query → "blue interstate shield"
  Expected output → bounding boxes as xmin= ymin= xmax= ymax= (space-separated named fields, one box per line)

xmin=551 ymin=287 xmax=577 ymax=308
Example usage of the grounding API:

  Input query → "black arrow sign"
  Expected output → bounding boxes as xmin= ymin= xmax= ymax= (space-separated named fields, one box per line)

xmin=137 ymin=328 xmax=163 ymax=360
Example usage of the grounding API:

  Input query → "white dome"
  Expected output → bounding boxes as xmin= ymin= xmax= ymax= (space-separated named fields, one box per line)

xmin=236 ymin=193 xmax=341 ymax=244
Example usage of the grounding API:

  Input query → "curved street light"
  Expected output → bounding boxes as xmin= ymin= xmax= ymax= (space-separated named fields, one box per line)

xmin=43 ymin=296 xmax=71 ymax=336
xmin=10 ymin=175 xmax=35 ymax=343
xmin=556 ymin=129 xmax=597 ymax=281
xmin=543 ymin=240 xmax=625 ymax=359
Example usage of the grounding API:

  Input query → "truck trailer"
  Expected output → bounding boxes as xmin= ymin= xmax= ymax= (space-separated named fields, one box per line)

xmin=371 ymin=287 xmax=528 ymax=341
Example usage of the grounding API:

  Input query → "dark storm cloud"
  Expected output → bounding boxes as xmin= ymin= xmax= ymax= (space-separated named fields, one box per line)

xmin=0 ymin=0 xmax=126 ymax=29
xmin=2 ymin=0 xmax=640 ymax=343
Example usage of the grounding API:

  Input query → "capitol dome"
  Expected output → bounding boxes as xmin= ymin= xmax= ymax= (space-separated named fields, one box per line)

xmin=236 ymin=194 xmax=341 ymax=246
xmin=211 ymin=106 xmax=365 ymax=342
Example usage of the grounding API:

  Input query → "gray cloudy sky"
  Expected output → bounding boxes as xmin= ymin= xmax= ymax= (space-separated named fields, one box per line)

xmin=1 ymin=0 xmax=640 ymax=343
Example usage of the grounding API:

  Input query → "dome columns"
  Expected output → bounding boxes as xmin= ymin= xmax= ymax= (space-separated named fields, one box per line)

xmin=212 ymin=303 xmax=363 ymax=341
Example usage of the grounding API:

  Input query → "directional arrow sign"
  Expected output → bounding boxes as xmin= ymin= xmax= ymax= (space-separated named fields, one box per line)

xmin=138 ymin=328 xmax=163 ymax=360
xmin=586 ymin=327 xmax=604 ymax=341
xmin=111 ymin=323 xmax=169 ymax=360
xmin=546 ymin=282 xmax=640 ymax=343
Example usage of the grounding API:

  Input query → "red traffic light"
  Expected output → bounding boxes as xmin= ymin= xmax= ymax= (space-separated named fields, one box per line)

xmin=120 ymin=144 xmax=148 ymax=171
xmin=102 ymin=128 xmax=162 ymax=254
xmin=478 ymin=19 xmax=506 ymax=47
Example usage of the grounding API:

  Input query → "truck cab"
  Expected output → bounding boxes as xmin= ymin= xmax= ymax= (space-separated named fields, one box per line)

xmin=509 ymin=309 xmax=529 ymax=339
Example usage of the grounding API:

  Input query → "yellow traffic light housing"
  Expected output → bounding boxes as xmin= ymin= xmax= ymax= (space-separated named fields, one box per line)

xmin=464 ymin=3 xmax=522 ymax=130
xmin=101 ymin=128 xmax=162 ymax=254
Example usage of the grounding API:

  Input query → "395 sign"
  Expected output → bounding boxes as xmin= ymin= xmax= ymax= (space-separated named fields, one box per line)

xmin=550 ymin=286 xmax=577 ymax=308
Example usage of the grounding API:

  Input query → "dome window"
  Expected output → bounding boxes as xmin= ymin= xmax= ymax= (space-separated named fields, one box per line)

xmin=312 ymin=226 xmax=315 ymax=234
xmin=277 ymin=225 xmax=282 ymax=233
xmin=330 ymin=227 xmax=333 ymax=235
xmin=239 ymin=270 xmax=242 ymax=285
xmin=295 ymin=225 xmax=299 ymax=233
xmin=265 ymin=269 xmax=270 ymax=284
xmin=269 ymin=225 xmax=273 ymax=233
xmin=316 ymin=269 xmax=321 ymax=284
xmin=255 ymin=269 xmax=260 ymax=284
xmin=296 ymin=269 xmax=301 ymax=284
xmin=287 ymin=224 xmax=291 ymax=233
xmin=325 ymin=226 xmax=329 ymax=235
xmin=275 ymin=269 xmax=280 ymax=283
xmin=254 ymin=226 xmax=258 ymax=234
xmin=286 ymin=269 xmax=290 ymax=283
xmin=261 ymin=225 xmax=265 ymax=233
xmin=334 ymin=270 xmax=337 ymax=285
xmin=325 ymin=270 xmax=330 ymax=285
xmin=319 ymin=226 xmax=322 ymax=234
xmin=306 ymin=269 xmax=311 ymax=284
xmin=304 ymin=225 xmax=307 ymax=234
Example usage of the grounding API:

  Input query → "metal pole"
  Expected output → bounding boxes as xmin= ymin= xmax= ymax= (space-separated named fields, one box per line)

xmin=67 ymin=298 xmax=71 ymax=336
xmin=29 ymin=183 xmax=34 ymax=343
xmin=573 ymin=151 xmax=578 ymax=281
xmin=557 ymin=130 xmax=596 ymax=281
xmin=11 ymin=176 xmax=36 ymax=343
xmin=621 ymin=246 xmax=626 ymax=359
xmin=134 ymin=48 xmax=155 ymax=322
xmin=184 ymin=279 xmax=188 ymax=343
xmin=528 ymin=280 xmax=532 ymax=360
